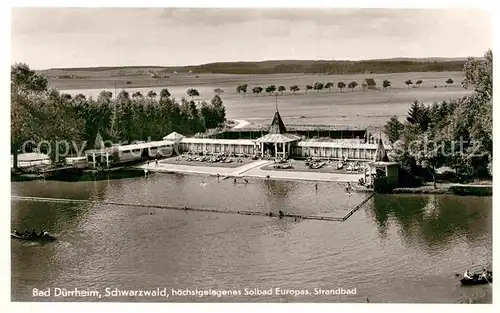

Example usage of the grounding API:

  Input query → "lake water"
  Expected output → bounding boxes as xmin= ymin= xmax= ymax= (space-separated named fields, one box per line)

xmin=11 ymin=174 xmax=492 ymax=303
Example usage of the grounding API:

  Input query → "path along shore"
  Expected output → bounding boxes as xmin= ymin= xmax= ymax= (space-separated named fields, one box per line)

xmin=134 ymin=159 xmax=492 ymax=196
xmin=134 ymin=159 xmax=363 ymax=183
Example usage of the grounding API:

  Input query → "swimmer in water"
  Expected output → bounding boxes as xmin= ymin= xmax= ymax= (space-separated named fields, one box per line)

xmin=244 ymin=179 xmax=248 ymax=184
xmin=233 ymin=178 xmax=237 ymax=184
xmin=346 ymin=182 xmax=351 ymax=194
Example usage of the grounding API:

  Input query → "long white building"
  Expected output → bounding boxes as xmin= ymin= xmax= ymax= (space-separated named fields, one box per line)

xmin=169 ymin=110 xmax=390 ymax=161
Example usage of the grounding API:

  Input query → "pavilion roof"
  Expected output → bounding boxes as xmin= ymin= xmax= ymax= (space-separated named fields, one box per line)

xmin=163 ymin=131 xmax=185 ymax=141
xmin=255 ymin=133 xmax=301 ymax=143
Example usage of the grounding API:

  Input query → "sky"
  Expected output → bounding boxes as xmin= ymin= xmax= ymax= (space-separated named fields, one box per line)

xmin=11 ymin=8 xmax=492 ymax=69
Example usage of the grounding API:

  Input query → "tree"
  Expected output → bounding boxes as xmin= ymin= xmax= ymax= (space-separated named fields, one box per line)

xmin=445 ymin=78 xmax=454 ymax=86
xmin=410 ymin=132 xmax=446 ymax=189
xmin=214 ymin=88 xmax=224 ymax=95
xmin=132 ymin=91 xmax=143 ymax=99
xmin=265 ymin=85 xmax=276 ymax=95
xmin=305 ymin=85 xmax=313 ymax=94
xmin=325 ymin=82 xmax=334 ymax=92
xmin=117 ymin=90 xmax=130 ymax=102
xmin=61 ymin=93 xmax=72 ymax=101
xmin=187 ymin=88 xmax=200 ymax=100
xmin=289 ymin=85 xmax=300 ymax=95
xmin=405 ymin=79 xmax=413 ymax=88
xmin=211 ymin=94 xmax=226 ymax=127
xmin=252 ymin=86 xmax=263 ymax=96
xmin=384 ymin=116 xmax=404 ymax=143
xmin=74 ymin=93 xmax=87 ymax=104
xmin=383 ymin=79 xmax=391 ymax=90
xmin=12 ymin=84 xmax=83 ymax=165
xmin=147 ymin=90 xmax=157 ymax=98
xmin=313 ymin=82 xmax=324 ymax=93
xmin=347 ymin=81 xmax=358 ymax=92
xmin=160 ymin=88 xmax=171 ymax=100
xmin=278 ymin=85 xmax=286 ymax=95
xmin=11 ymin=64 xmax=50 ymax=167
xmin=462 ymin=50 xmax=492 ymax=101
xmin=337 ymin=82 xmax=346 ymax=92
xmin=236 ymin=84 xmax=248 ymax=97
xmin=416 ymin=80 xmax=423 ymax=88
xmin=406 ymin=100 xmax=430 ymax=131
xmin=11 ymin=63 xmax=48 ymax=95
xmin=384 ymin=50 xmax=493 ymax=181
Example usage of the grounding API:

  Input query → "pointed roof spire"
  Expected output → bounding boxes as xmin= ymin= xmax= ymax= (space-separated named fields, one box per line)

xmin=373 ymin=137 xmax=389 ymax=162
xmin=269 ymin=110 xmax=287 ymax=134
xmin=94 ymin=131 xmax=105 ymax=150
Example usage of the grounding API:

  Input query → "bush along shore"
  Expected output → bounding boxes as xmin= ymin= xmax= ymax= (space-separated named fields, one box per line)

xmin=392 ymin=184 xmax=492 ymax=196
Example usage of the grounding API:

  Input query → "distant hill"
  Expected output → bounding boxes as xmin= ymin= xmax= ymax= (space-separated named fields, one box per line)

xmin=42 ymin=57 xmax=476 ymax=75
xmin=367 ymin=57 xmax=474 ymax=62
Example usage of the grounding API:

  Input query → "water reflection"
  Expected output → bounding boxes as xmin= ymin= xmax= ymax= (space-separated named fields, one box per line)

xmin=371 ymin=194 xmax=492 ymax=251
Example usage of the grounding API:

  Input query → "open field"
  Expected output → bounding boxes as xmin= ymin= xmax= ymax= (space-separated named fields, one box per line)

xmin=53 ymin=71 xmax=471 ymax=128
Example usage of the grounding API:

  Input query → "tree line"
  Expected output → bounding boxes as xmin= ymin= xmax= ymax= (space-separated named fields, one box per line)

xmin=234 ymin=80 xmax=389 ymax=96
xmin=11 ymin=63 xmax=226 ymax=166
xmin=190 ymin=59 xmax=466 ymax=75
xmin=234 ymin=77 xmax=459 ymax=96
xmin=384 ymin=51 xmax=492 ymax=187
xmin=403 ymin=78 xmax=454 ymax=88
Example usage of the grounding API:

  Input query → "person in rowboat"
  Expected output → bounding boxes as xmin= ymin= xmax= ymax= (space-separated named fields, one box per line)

xmin=481 ymin=269 xmax=488 ymax=278
xmin=464 ymin=270 xmax=471 ymax=279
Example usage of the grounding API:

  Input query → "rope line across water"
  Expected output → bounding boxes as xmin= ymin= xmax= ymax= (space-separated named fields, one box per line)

xmin=11 ymin=193 xmax=375 ymax=222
